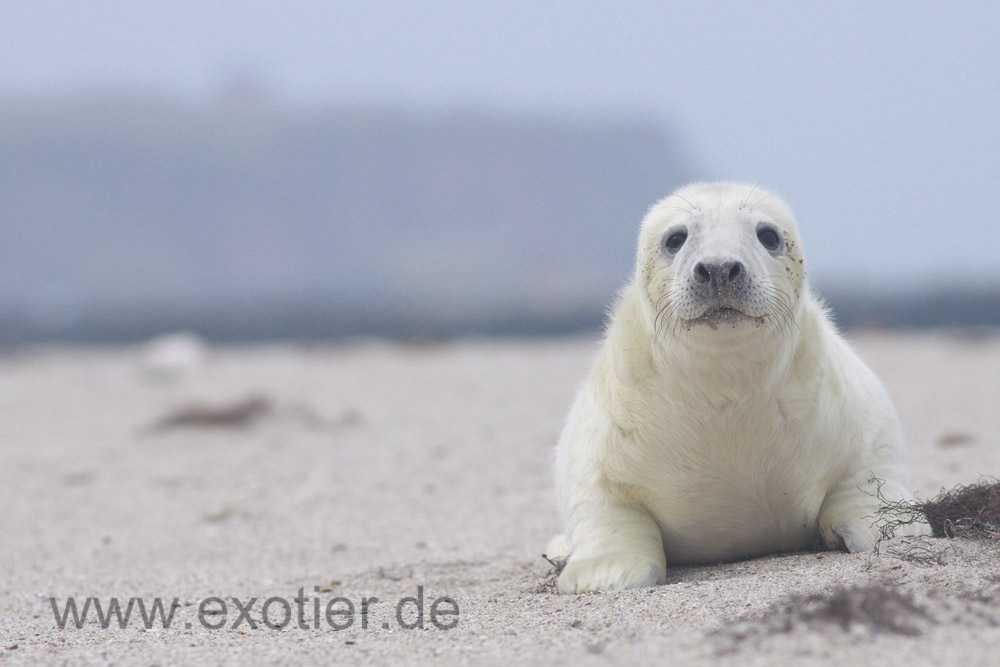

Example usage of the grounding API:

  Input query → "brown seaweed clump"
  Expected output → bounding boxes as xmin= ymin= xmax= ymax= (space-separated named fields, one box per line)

xmin=776 ymin=585 xmax=931 ymax=636
xmin=917 ymin=481 xmax=1000 ymax=539
xmin=873 ymin=478 xmax=1000 ymax=542
xmin=149 ymin=395 xmax=273 ymax=431
xmin=712 ymin=584 xmax=935 ymax=655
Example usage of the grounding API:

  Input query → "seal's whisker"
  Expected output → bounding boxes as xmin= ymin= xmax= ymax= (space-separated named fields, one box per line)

xmin=656 ymin=297 xmax=683 ymax=344
xmin=760 ymin=286 xmax=797 ymax=335
xmin=750 ymin=191 xmax=773 ymax=212
xmin=673 ymin=193 xmax=699 ymax=212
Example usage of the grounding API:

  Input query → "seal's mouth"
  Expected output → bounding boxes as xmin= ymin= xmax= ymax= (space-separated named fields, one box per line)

xmin=703 ymin=306 xmax=742 ymax=318
xmin=688 ymin=305 xmax=759 ymax=329
xmin=695 ymin=306 xmax=744 ymax=321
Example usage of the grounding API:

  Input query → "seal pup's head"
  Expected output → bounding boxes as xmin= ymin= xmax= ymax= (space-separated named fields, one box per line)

xmin=636 ymin=182 xmax=807 ymax=344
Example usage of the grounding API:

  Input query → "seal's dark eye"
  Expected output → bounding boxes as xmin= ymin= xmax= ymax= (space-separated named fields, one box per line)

xmin=756 ymin=225 xmax=782 ymax=252
xmin=663 ymin=230 xmax=687 ymax=254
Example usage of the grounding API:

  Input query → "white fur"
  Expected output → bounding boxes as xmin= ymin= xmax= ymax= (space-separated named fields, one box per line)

xmin=554 ymin=182 xmax=929 ymax=594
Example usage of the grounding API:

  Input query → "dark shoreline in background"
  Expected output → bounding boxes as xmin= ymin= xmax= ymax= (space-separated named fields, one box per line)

xmin=2 ymin=286 xmax=998 ymax=345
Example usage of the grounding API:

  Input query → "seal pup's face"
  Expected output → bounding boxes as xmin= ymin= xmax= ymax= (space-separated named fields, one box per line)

xmin=637 ymin=182 xmax=806 ymax=340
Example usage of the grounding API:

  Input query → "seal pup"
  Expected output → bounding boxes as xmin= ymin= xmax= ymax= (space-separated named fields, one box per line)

xmin=553 ymin=181 xmax=930 ymax=594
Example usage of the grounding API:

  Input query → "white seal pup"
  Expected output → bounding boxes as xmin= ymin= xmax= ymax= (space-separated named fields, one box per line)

xmin=553 ymin=181 xmax=930 ymax=594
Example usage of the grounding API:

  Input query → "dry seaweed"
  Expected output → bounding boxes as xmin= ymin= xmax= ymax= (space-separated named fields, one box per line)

xmin=883 ymin=536 xmax=959 ymax=567
xmin=874 ymin=478 xmax=1000 ymax=542
xmin=936 ymin=431 xmax=976 ymax=447
xmin=149 ymin=395 xmax=272 ymax=431
xmin=534 ymin=553 xmax=567 ymax=594
xmin=917 ymin=481 xmax=1000 ymax=539
xmin=781 ymin=585 xmax=931 ymax=636
xmin=715 ymin=584 xmax=934 ymax=654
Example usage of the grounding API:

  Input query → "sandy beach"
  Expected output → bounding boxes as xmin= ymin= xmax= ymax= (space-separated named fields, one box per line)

xmin=2 ymin=331 xmax=1000 ymax=665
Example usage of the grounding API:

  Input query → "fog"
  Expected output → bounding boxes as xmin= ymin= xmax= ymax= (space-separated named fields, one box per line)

xmin=3 ymin=2 xmax=999 ymax=339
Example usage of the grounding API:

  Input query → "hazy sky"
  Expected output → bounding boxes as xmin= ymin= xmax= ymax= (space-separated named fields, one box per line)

xmin=4 ymin=1 xmax=1000 ymax=288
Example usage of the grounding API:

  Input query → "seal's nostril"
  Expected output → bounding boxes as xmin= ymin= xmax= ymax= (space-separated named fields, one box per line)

xmin=695 ymin=260 xmax=744 ymax=287
xmin=694 ymin=263 xmax=711 ymax=284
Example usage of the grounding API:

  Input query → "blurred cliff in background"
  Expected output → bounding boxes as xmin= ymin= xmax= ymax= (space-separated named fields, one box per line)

xmin=1 ymin=94 xmax=700 ymax=342
xmin=4 ymin=3 xmax=1000 ymax=342
xmin=2 ymin=93 xmax=997 ymax=343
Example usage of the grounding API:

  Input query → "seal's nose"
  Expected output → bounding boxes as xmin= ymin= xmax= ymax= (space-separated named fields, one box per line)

xmin=693 ymin=260 xmax=746 ymax=289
